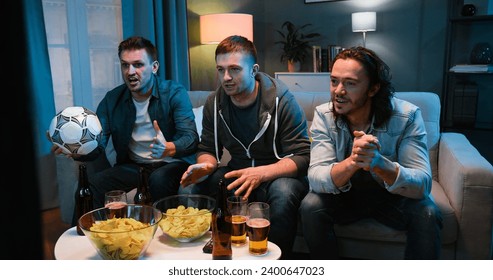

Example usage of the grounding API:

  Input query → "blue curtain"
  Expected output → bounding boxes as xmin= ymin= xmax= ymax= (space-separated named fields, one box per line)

xmin=24 ymin=0 xmax=60 ymax=211
xmin=121 ymin=0 xmax=191 ymax=89
xmin=25 ymin=1 xmax=57 ymax=157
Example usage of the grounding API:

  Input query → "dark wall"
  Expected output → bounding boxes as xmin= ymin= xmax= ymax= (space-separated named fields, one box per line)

xmin=187 ymin=0 xmax=448 ymax=97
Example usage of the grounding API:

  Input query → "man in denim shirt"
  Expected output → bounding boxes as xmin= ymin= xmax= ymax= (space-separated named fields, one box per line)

xmin=300 ymin=47 xmax=442 ymax=259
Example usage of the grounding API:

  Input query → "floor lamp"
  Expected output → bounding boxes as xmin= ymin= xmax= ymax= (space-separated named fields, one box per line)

xmin=352 ymin=12 xmax=376 ymax=48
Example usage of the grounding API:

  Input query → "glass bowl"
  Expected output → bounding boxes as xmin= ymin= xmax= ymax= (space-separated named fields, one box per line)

xmin=153 ymin=194 xmax=215 ymax=242
xmin=78 ymin=204 xmax=162 ymax=260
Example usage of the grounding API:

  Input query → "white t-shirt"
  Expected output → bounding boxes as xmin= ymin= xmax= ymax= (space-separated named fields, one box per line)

xmin=128 ymin=97 xmax=178 ymax=164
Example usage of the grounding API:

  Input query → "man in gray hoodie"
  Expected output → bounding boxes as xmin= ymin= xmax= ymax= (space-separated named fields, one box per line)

xmin=180 ymin=35 xmax=311 ymax=259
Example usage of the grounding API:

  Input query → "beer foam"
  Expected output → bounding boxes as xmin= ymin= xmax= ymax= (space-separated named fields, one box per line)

xmin=232 ymin=215 xmax=248 ymax=223
xmin=247 ymin=218 xmax=270 ymax=228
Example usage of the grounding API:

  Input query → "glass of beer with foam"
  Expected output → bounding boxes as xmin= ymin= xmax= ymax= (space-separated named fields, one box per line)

xmin=227 ymin=196 xmax=248 ymax=246
xmin=246 ymin=202 xmax=270 ymax=255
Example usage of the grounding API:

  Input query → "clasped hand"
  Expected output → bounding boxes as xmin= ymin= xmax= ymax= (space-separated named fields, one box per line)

xmin=351 ymin=130 xmax=381 ymax=171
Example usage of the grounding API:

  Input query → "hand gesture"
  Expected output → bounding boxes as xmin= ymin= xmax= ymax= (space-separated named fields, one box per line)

xmin=224 ymin=167 xmax=264 ymax=200
xmin=351 ymin=130 xmax=381 ymax=171
xmin=180 ymin=163 xmax=215 ymax=187
xmin=150 ymin=120 xmax=166 ymax=158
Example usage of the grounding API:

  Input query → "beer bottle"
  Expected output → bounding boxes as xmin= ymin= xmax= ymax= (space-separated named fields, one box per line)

xmin=134 ymin=167 xmax=152 ymax=205
xmin=73 ymin=164 xmax=93 ymax=235
xmin=212 ymin=179 xmax=233 ymax=260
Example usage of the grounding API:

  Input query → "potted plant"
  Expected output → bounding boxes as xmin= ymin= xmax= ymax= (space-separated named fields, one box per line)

xmin=275 ymin=21 xmax=321 ymax=72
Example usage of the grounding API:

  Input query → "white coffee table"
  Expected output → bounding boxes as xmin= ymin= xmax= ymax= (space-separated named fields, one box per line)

xmin=54 ymin=227 xmax=282 ymax=260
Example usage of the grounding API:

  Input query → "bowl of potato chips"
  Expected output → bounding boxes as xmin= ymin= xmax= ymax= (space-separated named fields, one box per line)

xmin=78 ymin=204 xmax=162 ymax=260
xmin=153 ymin=194 xmax=215 ymax=242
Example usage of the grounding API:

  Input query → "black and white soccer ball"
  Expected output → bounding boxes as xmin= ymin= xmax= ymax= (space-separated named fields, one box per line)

xmin=48 ymin=106 xmax=102 ymax=155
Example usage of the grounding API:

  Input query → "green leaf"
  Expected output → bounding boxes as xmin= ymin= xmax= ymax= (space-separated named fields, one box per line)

xmin=275 ymin=21 xmax=321 ymax=64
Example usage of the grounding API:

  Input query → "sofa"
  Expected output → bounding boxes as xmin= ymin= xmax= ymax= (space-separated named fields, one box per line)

xmin=54 ymin=90 xmax=493 ymax=259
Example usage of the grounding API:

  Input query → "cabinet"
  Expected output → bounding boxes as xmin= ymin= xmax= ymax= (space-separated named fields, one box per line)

xmin=274 ymin=72 xmax=330 ymax=92
xmin=442 ymin=0 xmax=493 ymax=130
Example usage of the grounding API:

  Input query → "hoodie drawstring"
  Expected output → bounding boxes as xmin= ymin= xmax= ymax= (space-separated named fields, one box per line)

xmin=213 ymin=95 xmax=293 ymax=166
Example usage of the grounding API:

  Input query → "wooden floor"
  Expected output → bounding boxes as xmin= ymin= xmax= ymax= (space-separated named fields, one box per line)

xmin=41 ymin=207 xmax=71 ymax=260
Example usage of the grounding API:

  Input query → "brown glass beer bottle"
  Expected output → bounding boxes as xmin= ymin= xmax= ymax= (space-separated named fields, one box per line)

xmin=73 ymin=164 xmax=93 ymax=235
xmin=134 ymin=167 xmax=152 ymax=205
xmin=212 ymin=179 xmax=233 ymax=260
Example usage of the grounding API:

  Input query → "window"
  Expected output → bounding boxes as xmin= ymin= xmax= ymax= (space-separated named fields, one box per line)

xmin=42 ymin=0 xmax=123 ymax=112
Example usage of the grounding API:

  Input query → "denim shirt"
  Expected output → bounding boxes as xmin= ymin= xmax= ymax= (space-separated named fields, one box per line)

xmin=308 ymin=97 xmax=432 ymax=199
xmin=78 ymin=75 xmax=198 ymax=165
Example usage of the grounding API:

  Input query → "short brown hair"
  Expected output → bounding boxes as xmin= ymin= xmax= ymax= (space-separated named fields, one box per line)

xmin=118 ymin=36 xmax=157 ymax=61
xmin=215 ymin=35 xmax=257 ymax=64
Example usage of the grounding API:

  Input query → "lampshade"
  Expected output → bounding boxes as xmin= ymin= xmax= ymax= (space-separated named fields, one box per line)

xmin=352 ymin=12 xmax=377 ymax=47
xmin=352 ymin=12 xmax=377 ymax=32
xmin=200 ymin=13 xmax=253 ymax=44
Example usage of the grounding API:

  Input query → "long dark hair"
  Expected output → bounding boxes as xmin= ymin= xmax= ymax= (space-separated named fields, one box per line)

xmin=334 ymin=46 xmax=394 ymax=126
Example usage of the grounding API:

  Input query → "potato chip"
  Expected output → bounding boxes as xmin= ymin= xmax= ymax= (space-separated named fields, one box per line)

xmin=87 ymin=217 xmax=153 ymax=260
xmin=159 ymin=205 xmax=212 ymax=241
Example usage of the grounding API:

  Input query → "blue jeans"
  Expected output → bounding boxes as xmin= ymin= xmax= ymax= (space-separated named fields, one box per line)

xmin=89 ymin=161 xmax=192 ymax=209
xmin=300 ymin=182 xmax=443 ymax=259
xmin=203 ymin=166 xmax=309 ymax=259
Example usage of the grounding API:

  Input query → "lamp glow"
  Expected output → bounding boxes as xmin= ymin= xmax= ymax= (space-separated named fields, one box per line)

xmin=351 ymin=12 xmax=377 ymax=47
xmin=200 ymin=13 xmax=253 ymax=44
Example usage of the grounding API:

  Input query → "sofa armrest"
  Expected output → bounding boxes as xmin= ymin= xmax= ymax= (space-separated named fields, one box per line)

xmin=438 ymin=132 xmax=493 ymax=259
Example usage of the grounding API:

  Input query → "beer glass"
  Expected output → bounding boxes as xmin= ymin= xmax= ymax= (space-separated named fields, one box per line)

xmin=227 ymin=196 xmax=248 ymax=246
xmin=246 ymin=202 xmax=270 ymax=256
xmin=104 ymin=190 xmax=127 ymax=209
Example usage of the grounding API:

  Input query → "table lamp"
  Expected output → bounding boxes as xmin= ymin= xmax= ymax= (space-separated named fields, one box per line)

xmin=352 ymin=12 xmax=376 ymax=47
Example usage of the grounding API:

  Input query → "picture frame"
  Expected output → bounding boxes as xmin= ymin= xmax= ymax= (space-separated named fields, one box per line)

xmin=305 ymin=0 xmax=342 ymax=3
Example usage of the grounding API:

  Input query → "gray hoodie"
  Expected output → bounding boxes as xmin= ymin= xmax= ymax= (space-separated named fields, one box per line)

xmin=197 ymin=72 xmax=310 ymax=177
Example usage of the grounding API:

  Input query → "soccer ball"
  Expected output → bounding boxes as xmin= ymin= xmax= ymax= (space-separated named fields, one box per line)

xmin=48 ymin=106 xmax=102 ymax=155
